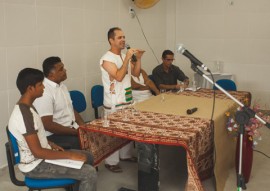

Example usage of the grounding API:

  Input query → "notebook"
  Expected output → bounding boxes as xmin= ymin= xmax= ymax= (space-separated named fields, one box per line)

xmin=45 ymin=159 xmax=84 ymax=169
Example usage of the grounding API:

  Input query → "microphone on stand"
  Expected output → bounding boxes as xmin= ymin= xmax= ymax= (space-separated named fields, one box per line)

xmin=176 ymin=44 xmax=210 ymax=72
xmin=125 ymin=44 xmax=137 ymax=62
xmin=186 ymin=107 xmax=198 ymax=115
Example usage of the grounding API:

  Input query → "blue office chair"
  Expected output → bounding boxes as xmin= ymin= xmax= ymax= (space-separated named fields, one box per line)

xmin=91 ymin=85 xmax=104 ymax=119
xmin=213 ymin=79 xmax=237 ymax=91
xmin=69 ymin=90 xmax=87 ymax=113
xmin=148 ymin=75 xmax=155 ymax=83
xmin=6 ymin=127 xmax=77 ymax=191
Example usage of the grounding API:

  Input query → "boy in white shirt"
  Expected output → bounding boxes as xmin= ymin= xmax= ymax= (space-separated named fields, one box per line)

xmin=8 ymin=68 xmax=97 ymax=191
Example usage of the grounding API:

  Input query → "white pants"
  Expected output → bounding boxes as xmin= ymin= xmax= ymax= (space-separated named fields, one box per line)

xmin=105 ymin=142 xmax=133 ymax=165
xmin=132 ymin=90 xmax=152 ymax=103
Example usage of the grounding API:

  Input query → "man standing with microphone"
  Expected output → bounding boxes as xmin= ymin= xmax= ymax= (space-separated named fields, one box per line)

xmin=100 ymin=27 xmax=145 ymax=172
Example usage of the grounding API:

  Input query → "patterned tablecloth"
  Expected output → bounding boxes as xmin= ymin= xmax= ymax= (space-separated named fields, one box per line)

xmin=78 ymin=88 xmax=251 ymax=191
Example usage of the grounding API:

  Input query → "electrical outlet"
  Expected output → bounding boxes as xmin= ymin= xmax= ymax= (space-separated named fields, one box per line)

xmin=129 ymin=6 xmax=135 ymax=18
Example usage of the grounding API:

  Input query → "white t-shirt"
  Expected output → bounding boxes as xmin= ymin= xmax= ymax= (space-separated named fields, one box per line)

xmin=8 ymin=104 xmax=51 ymax=173
xmin=33 ymin=78 xmax=78 ymax=136
xmin=100 ymin=51 xmax=132 ymax=109
xmin=131 ymin=73 xmax=152 ymax=102
xmin=131 ymin=73 xmax=146 ymax=86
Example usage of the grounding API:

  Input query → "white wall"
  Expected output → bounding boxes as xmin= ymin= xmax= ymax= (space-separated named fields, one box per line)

xmin=167 ymin=0 xmax=270 ymax=109
xmin=0 ymin=0 xmax=167 ymax=168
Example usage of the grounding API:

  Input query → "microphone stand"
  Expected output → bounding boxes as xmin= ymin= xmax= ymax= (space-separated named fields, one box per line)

xmin=190 ymin=62 xmax=270 ymax=191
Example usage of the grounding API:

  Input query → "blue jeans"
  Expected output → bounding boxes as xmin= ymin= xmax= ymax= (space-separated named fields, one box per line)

xmin=24 ymin=150 xmax=97 ymax=191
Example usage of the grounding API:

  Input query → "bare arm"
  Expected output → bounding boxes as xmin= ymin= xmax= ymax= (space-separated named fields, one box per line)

xmin=159 ymin=84 xmax=178 ymax=90
xmin=159 ymin=80 xmax=188 ymax=90
xmin=102 ymin=48 xmax=137 ymax=82
xmin=141 ymin=70 xmax=160 ymax=95
xmin=74 ymin=110 xmax=85 ymax=126
xmin=183 ymin=79 xmax=189 ymax=87
xmin=130 ymin=49 xmax=145 ymax=77
xmin=48 ymin=141 xmax=64 ymax=151
xmin=102 ymin=60 xmax=129 ymax=82
xmin=131 ymin=76 xmax=149 ymax=91
xmin=25 ymin=134 xmax=87 ymax=161
xmin=41 ymin=115 xmax=77 ymax=136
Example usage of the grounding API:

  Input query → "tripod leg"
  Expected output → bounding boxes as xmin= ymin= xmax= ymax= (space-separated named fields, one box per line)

xmin=237 ymin=173 xmax=246 ymax=190
xmin=237 ymin=133 xmax=247 ymax=190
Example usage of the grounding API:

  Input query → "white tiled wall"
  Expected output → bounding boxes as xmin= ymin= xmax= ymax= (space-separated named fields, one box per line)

xmin=7 ymin=46 xmax=38 ymax=89
xmin=168 ymin=0 xmax=270 ymax=108
xmin=37 ymin=6 xmax=62 ymax=45
xmin=0 ymin=48 xmax=7 ymax=91
xmin=6 ymin=3 xmax=37 ymax=46
xmin=0 ymin=0 xmax=167 ymax=167
xmin=0 ymin=90 xmax=9 ymax=168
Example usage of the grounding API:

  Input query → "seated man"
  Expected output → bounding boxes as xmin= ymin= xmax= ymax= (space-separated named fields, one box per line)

xmin=131 ymin=69 xmax=160 ymax=102
xmin=152 ymin=50 xmax=189 ymax=91
xmin=33 ymin=57 xmax=84 ymax=150
xmin=9 ymin=68 xmax=97 ymax=191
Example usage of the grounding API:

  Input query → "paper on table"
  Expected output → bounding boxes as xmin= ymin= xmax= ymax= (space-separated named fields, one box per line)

xmin=45 ymin=159 xmax=84 ymax=169
xmin=184 ymin=87 xmax=201 ymax=91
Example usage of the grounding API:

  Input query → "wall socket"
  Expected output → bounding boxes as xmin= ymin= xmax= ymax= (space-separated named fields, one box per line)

xmin=129 ymin=6 xmax=135 ymax=18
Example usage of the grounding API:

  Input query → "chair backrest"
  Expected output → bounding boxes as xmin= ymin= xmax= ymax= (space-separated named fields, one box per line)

xmin=214 ymin=79 xmax=237 ymax=91
xmin=6 ymin=127 xmax=25 ymax=186
xmin=148 ymin=74 xmax=155 ymax=83
xmin=91 ymin=85 xmax=104 ymax=119
xmin=5 ymin=142 xmax=26 ymax=186
xmin=69 ymin=90 xmax=87 ymax=113
xmin=6 ymin=127 xmax=20 ymax=164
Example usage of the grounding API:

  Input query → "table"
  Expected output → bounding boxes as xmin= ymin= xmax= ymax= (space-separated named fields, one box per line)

xmin=194 ymin=72 xmax=234 ymax=89
xmin=78 ymin=89 xmax=251 ymax=191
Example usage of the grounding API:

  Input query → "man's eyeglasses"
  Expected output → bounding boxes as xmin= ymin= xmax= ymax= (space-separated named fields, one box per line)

xmin=164 ymin=58 xmax=175 ymax=61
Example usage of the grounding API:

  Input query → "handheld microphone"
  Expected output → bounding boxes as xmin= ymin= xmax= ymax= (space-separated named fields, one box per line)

xmin=176 ymin=44 xmax=210 ymax=72
xmin=125 ymin=44 xmax=137 ymax=62
xmin=186 ymin=107 xmax=198 ymax=115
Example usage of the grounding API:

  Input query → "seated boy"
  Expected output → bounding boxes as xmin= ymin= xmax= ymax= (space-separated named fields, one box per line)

xmin=8 ymin=68 xmax=97 ymax=191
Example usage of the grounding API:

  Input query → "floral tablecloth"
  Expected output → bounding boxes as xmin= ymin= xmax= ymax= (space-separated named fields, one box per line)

xmin=79 ymin=88 xmax=251 ymax=191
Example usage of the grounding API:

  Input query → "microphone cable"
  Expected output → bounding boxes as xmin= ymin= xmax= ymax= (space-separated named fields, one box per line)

xmin=253 ymin=149 xmax=270 ymax=159
xmin=132 ymin=8 xmax=160 ymax=65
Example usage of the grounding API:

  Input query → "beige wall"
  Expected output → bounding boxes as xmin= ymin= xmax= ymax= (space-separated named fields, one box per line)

xmin=167 ymin=0 xmax=270 ymax=109
xmin=1 ymin=0 xmax=269 ymax=168
xmin=0 ymin=0 xmax=167 ymax=167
